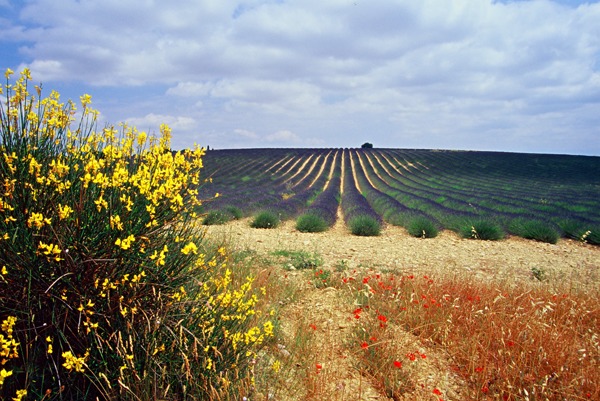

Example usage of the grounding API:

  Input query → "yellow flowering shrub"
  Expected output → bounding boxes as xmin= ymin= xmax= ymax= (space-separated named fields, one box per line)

xmin=0 ymin=69 xmax=273 ymax=400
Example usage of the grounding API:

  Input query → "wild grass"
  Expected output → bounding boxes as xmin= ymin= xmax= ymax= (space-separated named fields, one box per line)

xmin=343 ymin=271 xmax=599 ymax=400
xmin=271 ymin=249 xmax=322 ymax=270
xmin=247 ymin=244 xmax=599 ymax=400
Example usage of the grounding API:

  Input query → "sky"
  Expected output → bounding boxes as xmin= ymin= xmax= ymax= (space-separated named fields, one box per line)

xmin=1 ymin=0 xmax=599 ymax=155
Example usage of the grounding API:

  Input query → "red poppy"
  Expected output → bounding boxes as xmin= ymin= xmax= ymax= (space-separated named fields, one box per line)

xmin=433 ymin=388 xmax=442 ymax=396
xmin=407 ymin=353 xmax=416 ymax=361
xmin=316 ymin=363 xmax=322 ymax=373
xmin=361 ymin=341 xmax=368 ymax=349
xmin=377 ymin=314 xmax=387 ymax=323
xmin=309 ymin=323 xmax=317 ymax=331
xmin=393 ymin=360 xmax=402 ymax=369
xmin=481 ymin=385 xmax=489 ymax=394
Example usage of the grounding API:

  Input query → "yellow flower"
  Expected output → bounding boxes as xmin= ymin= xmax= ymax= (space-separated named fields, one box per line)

xmin=80 ymin=94 xmax=92 ymax=108
xmin=62 ymin=350 xmax=88 ymax=373
xmin=181 ymin=241 xmax=198 ymax=255
xmin=4 ymin=68 xmax=13 ymax=79
xmin=37 ymin=242 xmax=63 ymax=262
xmin=57 ymin=204 xmax=73 ymax=220
xmin=0 ymin=368 xmax=13 ymax=386
xmin=2 ymin=316 xmax=17 ymax=336
xmin=263 ymin=321 xmax=274 ymax=337
xmin=1 ymin=266 xmax=7 ymax=275
xmin=271 ymin=359 xmax=281 ymax=373
xmin=12 ymin=389 xmax=27 ymax=401
xmin=27 ymin=212 xmax=51 ymax=229
xmin=115 ymin=234 xmax=135 ymax=250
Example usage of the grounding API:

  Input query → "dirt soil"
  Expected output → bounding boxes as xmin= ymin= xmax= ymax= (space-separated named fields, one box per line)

xmin=206 ymin=217 xmax=600 ymax=400
xmin=207 ymin=217 xmax=599 ymax=288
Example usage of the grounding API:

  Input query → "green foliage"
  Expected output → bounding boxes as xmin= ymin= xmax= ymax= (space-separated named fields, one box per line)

xmin=271 ymin=250 xmax=322 ymax=270
xmin=349 ymin=215 xmax=381 ymax=236
xmin=558 ymin=220 xmax=599 ymax=244
xmin=0 ymin=69 xmax=272 ymax=400
xmin=584 ymin=228 xmax=600 ymax=245
xmin=250 ymin=211 xmax=280 ymax=229
xmin=509 ymin=219 xmax=560 ymax=244
xmin=312 ymin=268 xmax=333 ymax=288
xmin=202 ymin=205 xmax=243 ymax=225
xmin=406 ymin=216 xmax=439 ymax=238
xmin=559 ymin=219 xmax=587 ymax=240
xmin=460 ymin=219 xmax=505 ymax=241
xmin=224 ymin=205 xmax=243 ymax=219
xmin=296 ymin=213 xmax=328 ymax=233
xmin=203 ymin=210 xmax=230 ymax=225
xmin=531 ymin=267 xmax=547 ymax=281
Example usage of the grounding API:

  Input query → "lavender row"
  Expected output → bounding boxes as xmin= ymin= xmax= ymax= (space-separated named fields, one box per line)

xmin=340 ymin=150 xmax=381 ymax=224
xmin=376 ymin=149 xmax=600 ymax=225
xmin=352 ymin=151 xmax=439 ymax=227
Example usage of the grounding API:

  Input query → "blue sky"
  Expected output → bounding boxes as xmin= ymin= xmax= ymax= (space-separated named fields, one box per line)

xmin=1 ymin=0 xmax=599 ymax=155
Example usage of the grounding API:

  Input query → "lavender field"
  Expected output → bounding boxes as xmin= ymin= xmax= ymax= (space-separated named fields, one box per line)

xmin=198 ymin=148 xmax=600 ymax=244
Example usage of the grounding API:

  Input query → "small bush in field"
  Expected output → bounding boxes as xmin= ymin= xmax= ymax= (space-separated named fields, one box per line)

xmin=406 ymin=216 xmax=438 ymax=238
xmin=559 ymin=219 xmax=586 ymax=240
xmin=584 ymin=228 xmax=600 ymax=245
xmin=0 ymin=69 xmax=273 ymax=401
xmin=460 ymin=219 xmax=504 ymax=240
xmin=510 ymin=219 xmax=560 ymax=244
xmin=296 ymin=213 xmax=328 ymax=233
xmin=224 ymin=205 xmax=243 ymax=219
xmin=251 ymin=211 xmax=280 ymax=229
xmin=203 ymin=210 xmax=229 ymax=225
xmin=349 ymin=215 xmax=381 ymax=236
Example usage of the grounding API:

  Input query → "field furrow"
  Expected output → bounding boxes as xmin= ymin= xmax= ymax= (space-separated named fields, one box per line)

xmin=198 ymin=148 xmax=600 ymax=244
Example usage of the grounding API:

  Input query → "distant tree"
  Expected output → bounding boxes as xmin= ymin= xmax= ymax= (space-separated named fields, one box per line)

xmin=361 ymin=142 xmax=373 ymax=149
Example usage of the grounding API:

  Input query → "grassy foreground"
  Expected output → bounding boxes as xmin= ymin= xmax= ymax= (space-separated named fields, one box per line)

xmin=245 ymin=243 xmax=599 ymax=401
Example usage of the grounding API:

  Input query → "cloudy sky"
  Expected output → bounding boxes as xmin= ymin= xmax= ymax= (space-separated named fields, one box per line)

xmin=1 ymin=0 xmax=599 ymax=155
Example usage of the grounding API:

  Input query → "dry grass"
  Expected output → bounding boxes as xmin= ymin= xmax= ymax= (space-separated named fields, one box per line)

xmin=207 ymin=219 xmax=599 ymax=400
xmin=242 ymin=259 xmax=599 ymax=401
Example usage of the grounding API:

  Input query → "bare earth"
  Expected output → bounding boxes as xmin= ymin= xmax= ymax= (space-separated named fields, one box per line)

xmin=206 ymin=218 xmax=600 ymax=400
xmin=207 ymin=217 xmax=599 ymax=288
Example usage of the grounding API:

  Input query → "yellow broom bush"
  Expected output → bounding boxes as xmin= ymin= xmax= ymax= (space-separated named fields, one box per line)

xmin=0 ymin=69 xmax=272 ymax=400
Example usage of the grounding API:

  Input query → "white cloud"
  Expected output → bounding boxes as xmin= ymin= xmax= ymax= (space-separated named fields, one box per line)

xmin=3 ymin=0 xmax=599 ymax=154
xmin=125 ymin=113 xmax=197 ymax=132
xmin=265 ymin=130 xmax=301 ymax=144
xmin=233 ymin=128 xmax=259 ymax=139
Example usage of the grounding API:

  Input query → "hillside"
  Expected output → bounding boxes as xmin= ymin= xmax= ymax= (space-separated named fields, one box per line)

xmin=199 ymin=148 xmax=600 ymax=244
